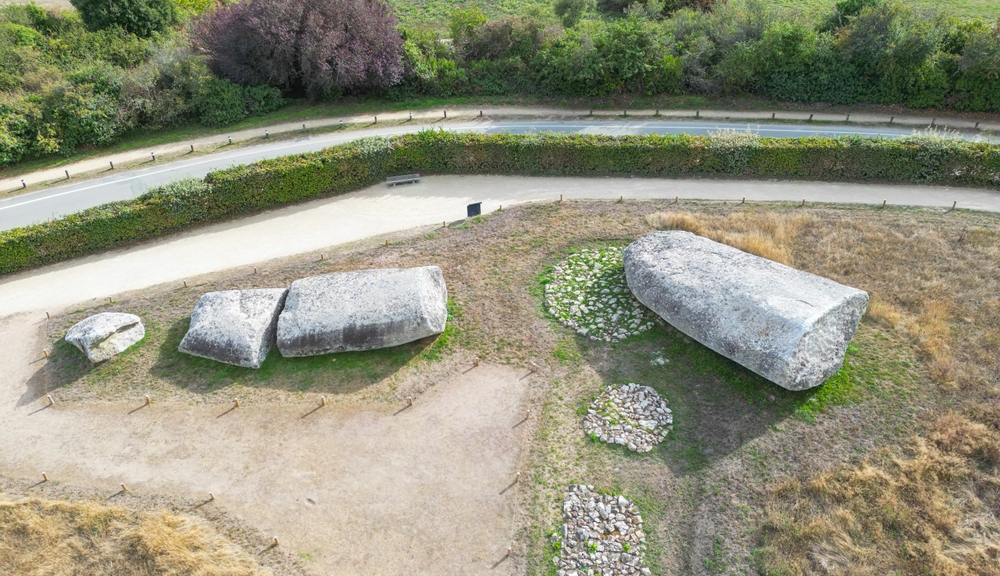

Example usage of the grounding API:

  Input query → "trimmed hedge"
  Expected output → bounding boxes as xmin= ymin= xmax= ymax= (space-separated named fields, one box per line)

xmin=2 ymin=130 xmax=999 ymax=275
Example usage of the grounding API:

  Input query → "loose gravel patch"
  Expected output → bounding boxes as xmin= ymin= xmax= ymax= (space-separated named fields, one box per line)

xmin=552 ymin=484 xmax=650 ymax=576
xmin=544 ymin=247 xmax=655 ymax=342
xmin=583 ymin=384 xmax=673 ymax=453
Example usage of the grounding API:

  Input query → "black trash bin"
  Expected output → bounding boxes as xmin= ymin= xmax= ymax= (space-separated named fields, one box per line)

xmin=467 ymin=202 xmax=482 ymax=217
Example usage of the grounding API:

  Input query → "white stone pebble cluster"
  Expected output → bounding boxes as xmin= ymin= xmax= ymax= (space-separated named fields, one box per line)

xmin=553 ymin=484 xmax=650 ymax=576
xmin=544 ymin=247 xmax=655 ymax=342
xmin=583 ymin=384 xmax=673 ymax=453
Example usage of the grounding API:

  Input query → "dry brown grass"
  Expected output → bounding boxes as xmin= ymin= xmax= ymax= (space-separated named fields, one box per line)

xmin=0 ymin=499 xmax=270 ymax=576
xmin=646 ymin=210 xmax=816 ymax=265
xmin=757 ymin=412 xmax=1000 ymax=575
xmin=646 ymin=209 xmax=1000 ymax=574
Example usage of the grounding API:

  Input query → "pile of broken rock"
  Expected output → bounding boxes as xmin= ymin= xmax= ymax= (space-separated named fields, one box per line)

xmin=553 ymin=484 xmax=650 ymax=576
xmin=583 ymin=384 xmax=673 ymax=453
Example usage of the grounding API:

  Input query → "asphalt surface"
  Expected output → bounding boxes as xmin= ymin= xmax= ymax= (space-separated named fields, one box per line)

xmin=0 ymin=119 xmax=975 ymax=231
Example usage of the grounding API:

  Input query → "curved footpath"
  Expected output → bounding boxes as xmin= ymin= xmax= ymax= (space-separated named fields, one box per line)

xmin=1 ymin=174 xmax=997 ymax=317
xmin=2 ymin=104 xmax=995 ymax=196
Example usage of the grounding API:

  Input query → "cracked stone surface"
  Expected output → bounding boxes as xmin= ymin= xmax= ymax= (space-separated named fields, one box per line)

xmin=583 ymin=384 xmax=673 ymax=452
xmin=277 ymin=266 xmax=448 ymax=357
xmin=64 ymin=312 xmax=145 ymax=363
xmin=624 ymin=231 xmax=869 ymax=390
xmin=178 ymin=288 xmax=288 ymax=369
xmin=552 ymin=485 xmax=650 ymax=576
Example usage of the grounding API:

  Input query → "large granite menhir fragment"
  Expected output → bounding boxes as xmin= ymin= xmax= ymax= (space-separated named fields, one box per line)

xmin=65 ymin=312 xmax=145 ymax=363
xmin=624 ymin=231 xmax=868 ymax=391
xmin=277 ymin=266 xmax=448 ymax=357
xmin=178 ymin=289 xmax=288 ymax=369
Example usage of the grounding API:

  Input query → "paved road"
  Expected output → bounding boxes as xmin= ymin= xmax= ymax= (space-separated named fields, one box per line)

xmin=0 ymin=119 xmax=980 ymax=231
xmin=1 ymin=174 xmax=997 ymax=317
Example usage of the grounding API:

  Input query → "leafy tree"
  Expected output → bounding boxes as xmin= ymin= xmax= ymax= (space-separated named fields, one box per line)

xmin=70 ymin=0 xmax=179 ymax=38
xmin=553 ymin=0 xmax=592 ymax=28
xmin=448 ymin=7 xmax=487 ymax=43
xmin=195 ymin=0 xmax=405 ymax=100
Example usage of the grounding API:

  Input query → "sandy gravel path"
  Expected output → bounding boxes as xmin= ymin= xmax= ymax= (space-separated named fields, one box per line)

xmin=0 ymin=310 xmax=529 ymax=575
xmin=1 ymin=175 xmax=997 ymax=317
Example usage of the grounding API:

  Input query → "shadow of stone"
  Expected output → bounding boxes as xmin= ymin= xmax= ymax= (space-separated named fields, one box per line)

xmin=578 ymin=323 xmax=822 ymax=477
xmin=149 ymin=317 xmax=434 ymax=397
xmin=19 ymin=340 xmax=89 ymax=408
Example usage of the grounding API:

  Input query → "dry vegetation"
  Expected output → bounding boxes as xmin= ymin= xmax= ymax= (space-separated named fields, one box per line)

xmin=652 ymin=209 xmax=1000 ymax=574
xmin=29 ymin=200 xmax=1000 ymax=574
xmin=0 ymin=498 xmax=271 ymax=576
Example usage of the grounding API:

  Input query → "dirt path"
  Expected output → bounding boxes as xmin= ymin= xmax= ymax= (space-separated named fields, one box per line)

xmin=2 ymin=175 xmax=997 ymax=318
xmin=0 ymin=312 xmax=531 ymax=575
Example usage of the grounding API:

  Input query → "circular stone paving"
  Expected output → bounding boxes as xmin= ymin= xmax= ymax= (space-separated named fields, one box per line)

xmin=544 ymin=247 xmax=655 ymax=342
xmin=583 ymin=384 xmax=673 ymax=452
xmin=552 ymin=484 xmax=650 ymax=576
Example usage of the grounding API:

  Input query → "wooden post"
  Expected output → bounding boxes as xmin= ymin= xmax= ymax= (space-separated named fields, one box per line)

xmin=674 ymin=196 xmax=679 ymax=204
xmin=46 ymin=312 xmax=51 ymax=320
xmin=801 ymin=199 xmax=806 ymax=207
xmin=47 ymin=395 xmax=54 ymax=405
xmin=374 ymin=116 xmax=377 ymax=123
xmin=695 ymin=111 xmax=699 ymax=118
xmin=265 ymin=130 xmax=269 ymax=138
xmin=845 ymin=114 xmax=850 ymax=122
xmin=320 ymin=396 xmax=326 ymax=406
xmin=108 ymin=297 xmax=113 ymax=304
xmin=22 ymin=179 xmax=26 ymax=188
xmin=559 ymin=194 xmax=563 ymax=202
xmin=882 ymin=200 xmax=886 ymax=208
xmin=253 ymin=267 xmax=258 ymax=274
xmin=190 ymin=144 xmax=194 ymax=153
xmin=443 ymin=110 xmax=447 ymax=118
xmin=43 ymin=350 xmax=49 ymax=358
xmin=273 ymin=536 xmax=280 ymax=546
xmin=120 ymin=483 xmax=128 ymax=492
xmin=65 ymin=170 xmax=70 ymax=179
xmin=151 ymin=152 xmax=155 ymax=161
xmin=771 ymin=112 xmax=775 ymax=119
xmin=43 ymin=473 xmax=49 ymax=482
xmin=408 ymin=397 xmax=413 ymax=406
xmin=183 ymin=280 xmax=187 ymax=288
xmin=234 ymin=399 xmax=241 ymax=408
xmin=110 ymin=160 xmax=114 ymax=169
xmin=741 ymin=197 xmax=745 ymax=204
xmin=951 ymin=201 xmax=957 ymax=211
xmin=808 ymin=114 xmax=813 ymax=121
xmin=145 ymin=395 xmax=151 ymax=406
xmin=228 ymin=136 xmax=232 ymax=144
xmin=209 ymin=492 xmax=215 ymax=501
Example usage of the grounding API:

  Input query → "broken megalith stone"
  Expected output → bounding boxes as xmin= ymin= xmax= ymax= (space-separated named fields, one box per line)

xmin=65 ymin=312 xmax=145 ymax=363
xmin=623 ymin=231 xmax=868 ymax=391
xmin=277 ymin=266 xmax=448 ymax=357
xmin=178 ymin=289 xmax=288 ymax=369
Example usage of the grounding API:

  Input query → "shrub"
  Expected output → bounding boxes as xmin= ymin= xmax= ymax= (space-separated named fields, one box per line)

xmin=195 ymin=0 xmax=405 ymax=100
xmin=3 ymin=131 xmax=999 ymax=276
xmin=553 ymin=0 xmax=592 ymax=28
xmin=70 ymin=0 xmax=179 ymax=38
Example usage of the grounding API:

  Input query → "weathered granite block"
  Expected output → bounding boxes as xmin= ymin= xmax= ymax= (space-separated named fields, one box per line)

xmin=178 ymin=289 xmax=287 ymax=369
xmin=277 ymin=266 xmax=448 ymax=357
xmin=65 ymin=312 xmax=145 ymax=363
xmin=624 ymin=231 xmax=868 ymax=390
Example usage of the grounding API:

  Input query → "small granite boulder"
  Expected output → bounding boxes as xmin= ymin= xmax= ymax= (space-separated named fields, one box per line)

xmin=277 ymin=266 xmax=448 ymax=357
xmin=624 ymin=231 xmax=868 ymax=391
xmin=178 ymin=289 xmax=288 ymax=369
xmin=65 ymin=312 xmax=145 ymax=363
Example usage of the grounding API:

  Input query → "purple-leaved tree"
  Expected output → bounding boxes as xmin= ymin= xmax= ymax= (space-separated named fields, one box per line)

xmin=194 ymin=0 xmax=404 ymax=99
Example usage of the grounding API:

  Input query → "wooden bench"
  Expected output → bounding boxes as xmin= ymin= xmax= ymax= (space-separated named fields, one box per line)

xmin=386 ymin=174 xmax=421 ymax=186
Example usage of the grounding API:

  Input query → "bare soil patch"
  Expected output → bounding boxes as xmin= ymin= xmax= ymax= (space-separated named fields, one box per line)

xmin=7 ymin=198 xmax=1000 ymax=574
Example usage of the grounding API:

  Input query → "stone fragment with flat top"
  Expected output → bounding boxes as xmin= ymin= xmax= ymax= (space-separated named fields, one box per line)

xmin=65 ymin=312 xmax=145 ymax=363
xmin=178 ymin=289 xmax=288 ymax=369
xmin=277 ymin=266 xmax=448 ymax=357
xmin=623 ymin=231 xmax=868 ymax=391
